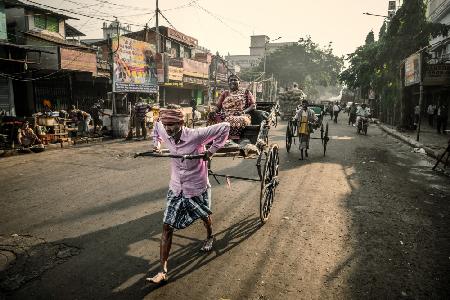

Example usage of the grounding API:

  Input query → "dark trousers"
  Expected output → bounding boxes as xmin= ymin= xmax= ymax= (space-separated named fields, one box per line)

xmin=349 ymin=113 xmax=356 ymax=125
xmin=428 ymin=114 xmax=434 ymax=127
xmin=135 ymin=119 xmax=147 ymax=138
xmin=437 ymin=117 xmax=448 ymax=134
xmin=334 ymin=112 xmax=339 ymax=123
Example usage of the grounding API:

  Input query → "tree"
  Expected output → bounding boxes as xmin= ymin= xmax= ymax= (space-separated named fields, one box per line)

xmin=365 ymin=30 xmax=375 ymax=45
xmin=339 ymin=0 xmax=450 ymax=125
xmin=253 ymin=36 xmax=343 ymax=98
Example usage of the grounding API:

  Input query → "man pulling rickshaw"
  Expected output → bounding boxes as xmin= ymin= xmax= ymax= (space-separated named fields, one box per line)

xmin=294 ymin=100 xmax=318 ymax=160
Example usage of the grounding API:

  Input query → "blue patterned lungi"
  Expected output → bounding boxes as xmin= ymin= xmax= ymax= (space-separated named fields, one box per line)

xmin=163 ymin=188 xmax=212 ymax=229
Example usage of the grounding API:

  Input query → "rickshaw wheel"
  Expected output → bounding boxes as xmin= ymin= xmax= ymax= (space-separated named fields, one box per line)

xmin=320 ymin=123 xmax=324 ymax=145
xmin=260 ymin=144 xmax=279 ymax=224
xmin=286 ymin=121 xmax=292 ymax=153
xmin=323 ymin=122 xmax=329 ymax=156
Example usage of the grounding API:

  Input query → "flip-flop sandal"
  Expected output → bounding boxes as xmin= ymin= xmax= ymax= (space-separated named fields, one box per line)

xmin=200 ymin=237 xmax=214 ymax=252
xmin=146 ymin=272 xmax=168 ymax=284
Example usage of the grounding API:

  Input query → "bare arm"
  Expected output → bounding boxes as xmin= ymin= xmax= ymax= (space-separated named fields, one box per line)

xmin=197 ymin=122 xmax=230 ymax=154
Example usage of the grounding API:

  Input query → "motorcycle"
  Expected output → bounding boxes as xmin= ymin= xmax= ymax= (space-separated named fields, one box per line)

xmin=357 ymin=116 xmax=369 ymax=135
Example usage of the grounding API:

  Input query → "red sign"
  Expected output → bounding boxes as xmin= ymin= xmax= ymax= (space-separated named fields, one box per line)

xmin=60 ymin=48 xmax=97 ymax=74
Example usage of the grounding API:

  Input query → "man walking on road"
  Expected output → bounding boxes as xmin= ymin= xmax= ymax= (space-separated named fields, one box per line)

xmin=427 ymin=104 xmax=436 ymax=127
xmin=437 ymin=103 xmax=448 ymax=134
xmin=333 ymin=102 xmax=340 ymax=123
xmin=147 ymin=104 xmax=230 ymax=284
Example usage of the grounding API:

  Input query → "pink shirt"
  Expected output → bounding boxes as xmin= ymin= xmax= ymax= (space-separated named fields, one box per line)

xmin=153 ymin=121 xmax=230 ymax=198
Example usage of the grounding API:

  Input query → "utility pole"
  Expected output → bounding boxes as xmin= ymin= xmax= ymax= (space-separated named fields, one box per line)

xmin=155 ymin=0 xmax=160 ymax=53
xmin=416 ymin=51 xmax=424 ymax=142
xmin=155 ymin=0 xmax=165 ymax=106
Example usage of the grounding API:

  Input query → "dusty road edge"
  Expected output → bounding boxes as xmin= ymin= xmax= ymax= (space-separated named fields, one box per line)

xmin=375 ymin=120 xmax=441 ymax=160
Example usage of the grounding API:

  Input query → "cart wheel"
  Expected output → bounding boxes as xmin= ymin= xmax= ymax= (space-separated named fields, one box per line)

xmin=286 ymin=121 xmax=292 ymax=153
xmin=260 ymin=144 xmax=279 ymax=224
xmin=320 ymin=123 xmax=324 ymax=145
xmin=323 ymin=122 xmax=329 ymax=156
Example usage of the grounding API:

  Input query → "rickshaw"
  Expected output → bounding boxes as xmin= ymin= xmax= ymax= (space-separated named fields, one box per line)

xmin=135 ymin=102 xmax=280 ymax=224
xmin=285 ymin=105 xmax=330 ymax=156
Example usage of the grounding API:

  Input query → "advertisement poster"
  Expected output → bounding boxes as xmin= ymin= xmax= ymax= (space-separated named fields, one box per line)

xmin=405 ymin=53 xmax=420 ymax=86
xmin=112 ymin=36 xmax=158 ymax=93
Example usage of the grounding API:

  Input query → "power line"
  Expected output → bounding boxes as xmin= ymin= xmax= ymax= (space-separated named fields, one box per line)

xmin=158 ymin=10 xmax=177 ymax=31
xmin=193 ymin=3 xmax=247 ymax=39
xmin=24 ymin=0 xmax=147 ymax=27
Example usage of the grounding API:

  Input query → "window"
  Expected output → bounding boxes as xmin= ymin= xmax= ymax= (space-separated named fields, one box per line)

xmin=34 ymin=15 xmax=59 ymax=33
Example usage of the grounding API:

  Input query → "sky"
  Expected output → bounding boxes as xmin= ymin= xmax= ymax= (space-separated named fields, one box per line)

xmin=36 ymin=0 xmax=392 ymax=58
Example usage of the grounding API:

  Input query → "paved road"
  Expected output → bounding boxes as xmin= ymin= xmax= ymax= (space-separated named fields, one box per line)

xmin=1 ymin=115 xmax=449 ymax=299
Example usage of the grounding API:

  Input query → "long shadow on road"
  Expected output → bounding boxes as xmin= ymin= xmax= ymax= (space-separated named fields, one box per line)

xmin=321 ymin=144 xmax=450 ymax=298
xmin=6 ymin=212 xmax=261 ymax=300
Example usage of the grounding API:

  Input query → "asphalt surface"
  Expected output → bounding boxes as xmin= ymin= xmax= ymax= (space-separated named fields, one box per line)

xmin=1 ymin=114 xmax=449 ymax=299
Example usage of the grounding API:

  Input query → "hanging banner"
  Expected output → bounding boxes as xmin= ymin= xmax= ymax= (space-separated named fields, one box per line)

xmin=112 ymin=36 xmax=158 ymax=93
xmin=405 ymin=53 xmax=420 ymax=86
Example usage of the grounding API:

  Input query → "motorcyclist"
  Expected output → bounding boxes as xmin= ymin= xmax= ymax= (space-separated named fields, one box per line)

xmin=356 ymin=103 xmax=371 ymax=130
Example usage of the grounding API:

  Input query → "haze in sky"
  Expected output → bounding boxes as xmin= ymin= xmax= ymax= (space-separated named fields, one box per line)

xmin=39 ymin=0 xmax=390 ymax=57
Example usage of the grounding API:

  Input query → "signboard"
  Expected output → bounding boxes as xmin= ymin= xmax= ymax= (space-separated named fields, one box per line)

xmin=183 ymin=76 xmax=208 ymax=86
xmin=60 ymin=48 xmax=97 ymax=74
xmin=112 ymin=36 xmax=158 ymax=93
xmin=183 ymin=58 xmax=208 ymax=79
xmin=160 ymin=82 xmax=184 ymax=87
xmin=388 ymin=1 xmax=396 ymax=11
xmin=423 ymin=64 xmax=450 ymax=86
xmin=0 ymin=2 xmax=6 ymax=40
xmin=168 ymin=66 xmax=183 ymax=81
xmin=167 ymin=27 xmax=198 ymax=47
xmin=405 ymin=53 xmax=421 ymax=86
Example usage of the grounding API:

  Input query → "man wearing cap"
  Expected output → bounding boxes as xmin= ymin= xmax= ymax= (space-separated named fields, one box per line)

xmin=147 ymin=104 xmax=230 ymax=284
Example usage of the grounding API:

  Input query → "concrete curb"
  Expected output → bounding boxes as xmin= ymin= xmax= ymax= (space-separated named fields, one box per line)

xmin=375 ymin=121 xmax=440 ymax=160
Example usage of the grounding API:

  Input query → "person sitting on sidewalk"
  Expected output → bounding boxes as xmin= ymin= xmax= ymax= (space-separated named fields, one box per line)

xmin=17 ymin=122 xmax=41 ymax=147
xmin=147 ymin=104 xmax=230 ymax=284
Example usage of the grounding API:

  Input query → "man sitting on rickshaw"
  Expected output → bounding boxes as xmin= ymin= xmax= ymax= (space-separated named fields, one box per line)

xmin=294 ymin=100 xmax=318 ymax=160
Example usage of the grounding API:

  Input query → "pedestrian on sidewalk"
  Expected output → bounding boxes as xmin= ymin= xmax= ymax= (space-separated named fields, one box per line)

xmin=437 ymin=103 xmax=448 ymax=134
xmin=134 ymin=99 xmax=152 ymax=139
xmin=147 ymin=104 xmax=230 ymax=284
xmin=427 ymin=104 xmax=436 ymax=127
xmin=333 ymin=102 xmax=340 ymax=123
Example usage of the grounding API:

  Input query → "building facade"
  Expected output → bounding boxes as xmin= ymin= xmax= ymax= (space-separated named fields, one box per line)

xmin=0 ymin=0 xmax=103 ymax=117
xmin=226 ymin=35 xmax=295 ymax=73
